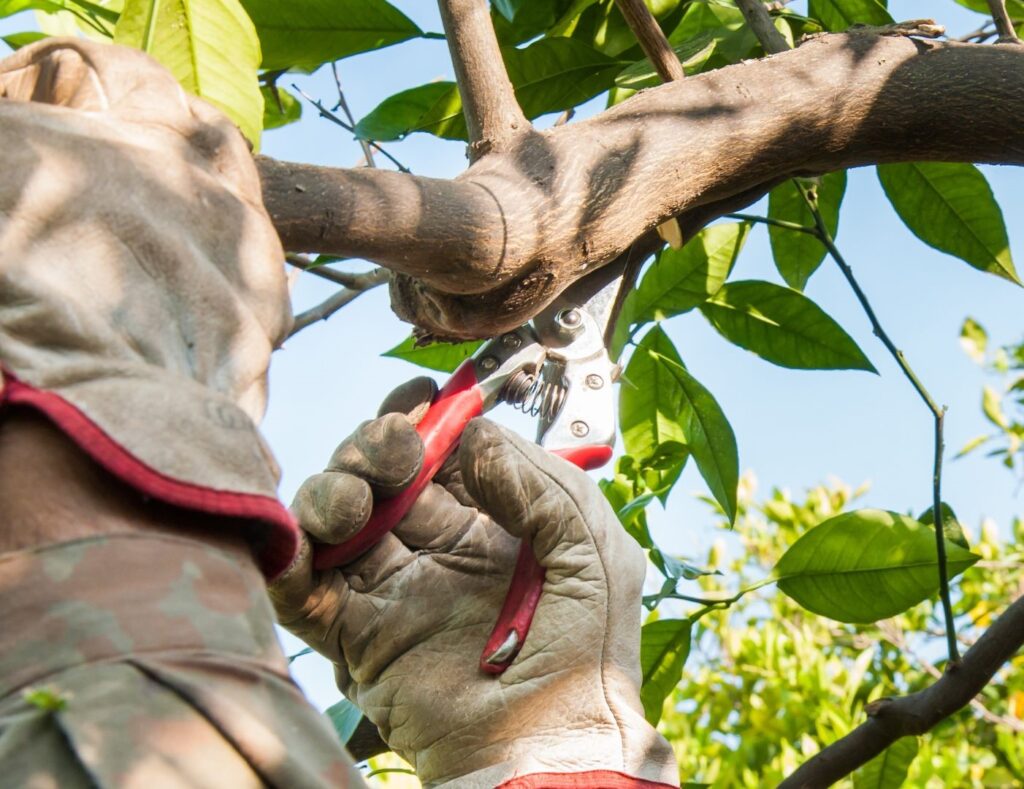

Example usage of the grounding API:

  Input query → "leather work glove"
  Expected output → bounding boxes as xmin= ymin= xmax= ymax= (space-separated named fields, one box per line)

xmin=0 ymin=38 xmax=297 ymax=575
xmin=270 ymin=379 xmax=680 ymax=788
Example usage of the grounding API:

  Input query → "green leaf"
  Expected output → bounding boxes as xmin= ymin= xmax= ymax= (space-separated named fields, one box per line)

xmin=626 ymin=327 xmax=739 ymax=523
xmin=2 ymin=30 xmax=48 ymax=48
xmin=982 ymin=385 xmax=1009 ymax=430
xmin=956 ymin=434 xmax=991 ymax=458
xmin=640 ymin=618 xmax=692 ymax=724
xmin=700 ymin=280 xmax=875 ymax=372
xmin=877 ymin=163 xmax=1020 ymax=286
xmin=384 ymin=335 xmax=483 ymax=373
xmin=952 ymin=0 xmax=1024 ymax=17
xmin=918 ymin=503 xmax=969 ymax=551
xmin=620 ymin=327 xmax=690 ymax=488
xmin=261 ymin=85 xmax=301 ymax=130
xmin=324 ymin=698 xmax=362 ymax=744
xmin=614 ymin=34 xmax=716 ymax=90
xmin=115 ymin=0 xmax=263 ymax=146
xmin=239 ymin=0 xmax=422 ymax=72
xmin=853 ymin=737 xmax=920 ymax=789
xmin=505 ymin=37 xmax=625 ymax=120
xmin=22 ymin=685 xmax=67 ymax=712
xmin=959 ymin=317 xmax=988 ymax=364
xmin=807 ymin=0 xmax=893 ymax=31
xmin=775 ymin=509 xmax=980 ymax=623
xmin=356 ymin=37 xmax=624 ymax=141
xmin=768 ymin=173 xmax=847 ymax=290
xmin=355 ymin=82 xmax=464 ymax=142
xmin=668 ymin=1 xmax=757 ymax=65
xmin=624 ymin=221 xmax=749 ymax=327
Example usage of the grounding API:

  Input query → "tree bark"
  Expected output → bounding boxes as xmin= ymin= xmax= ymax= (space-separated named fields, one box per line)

xmin=257 ymin=33 xmax=1024 ymax=338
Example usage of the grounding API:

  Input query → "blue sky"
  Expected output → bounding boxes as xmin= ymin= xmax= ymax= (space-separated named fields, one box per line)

xmin=3 ymin=0 xmax=1020 ymax=719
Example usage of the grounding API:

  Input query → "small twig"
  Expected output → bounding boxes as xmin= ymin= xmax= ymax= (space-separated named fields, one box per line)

xmin=988 ymin=0 xmax=1022 ymax=43
xmin=780 ymin=594 xmax=1024 ymax=787
xmin=438 ymin=0 xmax=528 ymax=159
xmin=725 ymin=212 xmax=817 ymax=235
xmin=330 ymin=63 xmax=376 ymax=167
xmin=292 ymin=86 xmax=410 ymax=173
xmin=287 ymin=253 xmax=379 ymax=288
xmin=614 ymin=0 xmax=685 ymax=81
xmin=288 ymin=269 xmax=389 ymax=337
xmin=734 ymin=0 xmax=790 ymax=55
xmin=799 ymin=186 xmax=960 ymax=665
xmin=957 ymin=21 xmax=998 ymax=43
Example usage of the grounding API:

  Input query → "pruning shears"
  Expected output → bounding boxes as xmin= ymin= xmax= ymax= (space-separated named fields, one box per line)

xmin=314 ymin=260 xmax=626 ymax=674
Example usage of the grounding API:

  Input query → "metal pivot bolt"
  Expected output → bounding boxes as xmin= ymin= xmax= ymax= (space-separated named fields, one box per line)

xmin=479 ymin=356 xmax=498 ymax=372
xmin=555 ymin=308 xmax=583 ymax=337
xmin=501 ymin=333 xmax=522 ymax=350
xmin=585 ymin=374 xmax=604 ymax=390
xmin=570 ymin=420 xmax=590 ymax=437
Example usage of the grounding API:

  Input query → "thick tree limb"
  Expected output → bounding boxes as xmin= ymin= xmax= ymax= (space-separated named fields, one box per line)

xmin=438 ymin=0 xmax=528 ymax=159
xmin=257 ymin=33 xmax=1024 ymax=338
xmin=779 ymin=593 xmax=1024 ymax=788
xmin=735 ymin=0 xmax=789 ymax=55
xmin=614 ymin=0 xmax=684 ymax=81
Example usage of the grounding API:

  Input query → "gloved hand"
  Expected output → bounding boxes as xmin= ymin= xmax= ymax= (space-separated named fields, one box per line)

xmin=270 ymin=378 xmax=679 ymax=788
xmin=0 ymin=38 xmax=296 ymax=575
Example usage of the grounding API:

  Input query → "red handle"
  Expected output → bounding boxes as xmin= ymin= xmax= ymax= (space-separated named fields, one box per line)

xmin=313 ymin=361 xmax=483 ymax=570
xmin=479 ymin=443 xmax=613 ymax=674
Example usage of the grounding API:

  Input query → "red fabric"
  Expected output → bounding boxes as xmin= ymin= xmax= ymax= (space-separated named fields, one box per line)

xmin=0 ymin=372 xmax=299 ymax=580
xmin=497 ymin=771 xmax=678 ymax=788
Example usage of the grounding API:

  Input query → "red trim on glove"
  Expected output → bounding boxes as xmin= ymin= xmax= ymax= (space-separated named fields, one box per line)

xmin=0 ymin=372 xmax=299 ymax=580
xmin=497 ymin=771 xmax=678 ymax=788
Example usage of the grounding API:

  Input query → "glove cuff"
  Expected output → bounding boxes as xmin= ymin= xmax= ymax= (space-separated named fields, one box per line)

xmin=497 ymin=771 xmax=677 ymax=788
xmin=0 ymin=371 xmax=298 ymax=579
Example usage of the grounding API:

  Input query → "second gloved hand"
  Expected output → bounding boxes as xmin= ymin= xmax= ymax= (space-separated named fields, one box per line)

xmin=270 ymin=379 xmax=678 ymax=788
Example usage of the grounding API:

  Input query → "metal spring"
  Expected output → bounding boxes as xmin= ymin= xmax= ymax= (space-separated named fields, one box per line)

xmin=499 ymin=370 xmax=567 ymax=421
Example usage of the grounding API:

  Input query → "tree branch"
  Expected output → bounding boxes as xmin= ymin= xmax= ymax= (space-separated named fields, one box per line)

xmin=735 ymin=0 xmax=789 ymax=55
xmin=780 ymin=594 xmax=1024 ymax=787
xmin=288 ymin=268 xmax=389 ymax=337
xmin=257 ymin=34 xmax=1024 ymax=338
xmin=438 ymin=0 xmax=528 ymax=159
xmin=988 ymin=0 xmax=1022 ymax=44
xmin=614 ymin=0 xmax=684 ymax=81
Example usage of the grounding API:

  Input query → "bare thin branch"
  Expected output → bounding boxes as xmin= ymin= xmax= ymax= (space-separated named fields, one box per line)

xmin=331 ymin=62 xmax=376 ymax=167
xmin=988 ymin=0 xmax=1022 ymax=43
xmin=781 ymin=593 xmax=1024 ymax=787
xmin=735 ymin=0 xmax=790 ymax=55
xmin=438 ymin=0 xmax=528 ymax=159
xmin=292 ymin=86 xmax=410 ymax=173
xmin=614 ymin=0 xmax=684 ymax=81
xmin=288 ymin=268 xmax=389 ymax=337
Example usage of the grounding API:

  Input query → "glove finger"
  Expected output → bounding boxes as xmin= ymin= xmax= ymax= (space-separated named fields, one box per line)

xmin=342 ymin=532 xmax=414 ymax=593
xmin=392 ymin=481 xmax=477 ymax=551
xmin=459 ymin=418 xmax=636 ymax=582
xmin=377 ymin=376 xmax=437 ymax=426
xmin=327 ymin=412 xmax=423 ymax=496
xmin=291 ymin=471 xmax=373 ymax=545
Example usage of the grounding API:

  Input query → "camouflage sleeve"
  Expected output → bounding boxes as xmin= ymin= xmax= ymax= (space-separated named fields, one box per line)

xmin=0 ymin=533 xmax=365 ymax=788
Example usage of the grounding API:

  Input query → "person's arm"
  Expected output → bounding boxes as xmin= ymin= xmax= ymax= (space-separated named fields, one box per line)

xmin=0 ymin=38 xmax=363 ymax=788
